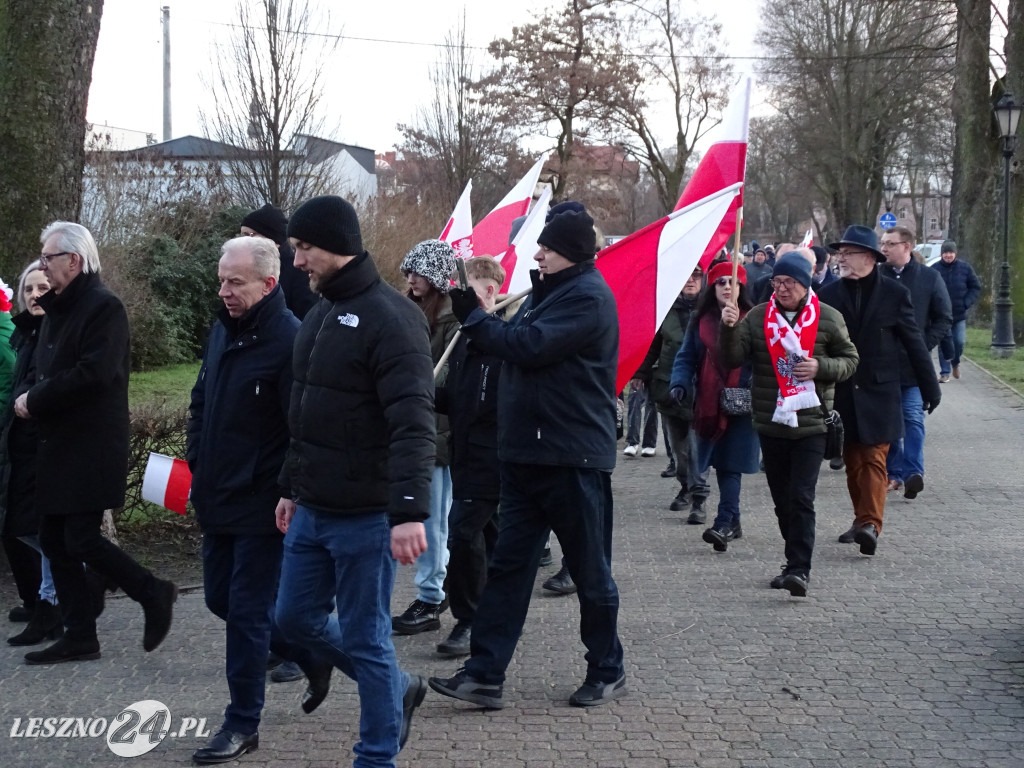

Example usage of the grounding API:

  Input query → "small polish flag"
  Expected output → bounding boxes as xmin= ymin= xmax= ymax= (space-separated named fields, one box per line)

xmin=799 ymin=229 xmax=813 ymax=247
xmin=674 ymin=76 xmax=752 ymax=270
xmin=597 ymin=183 xmax=743 ymax=393
xmin=471 ymin=156 xmax=546 ymax=259
xmin=142 ymin=452 xmax=191 ymax=515
xmin=499 ymin=185 xmax=553 ymax=294
xmin=439 ymin=180 xmax=475 ymax=258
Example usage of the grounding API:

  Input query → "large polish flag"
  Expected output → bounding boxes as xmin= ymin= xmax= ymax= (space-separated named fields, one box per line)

xmin=597 ymin=183 xmax=744 ymax=393
xmin=471 ymin=156 xmax=546 ymax=259
xmin=499 ymin=185 xmax=552 ymax=294
xmin=439 ymin=180 xmax=475 ymax=258
xmin=674 ymin=76 xmax=752 ymax=270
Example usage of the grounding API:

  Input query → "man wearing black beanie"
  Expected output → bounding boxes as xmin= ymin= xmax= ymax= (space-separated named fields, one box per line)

xmin=273 ymin=195 xmax=434 ymax=761
xmin=240 ymin=203 xmax=317 ymax=320
xmin=431 ymin=205 xmax=627 ymax=709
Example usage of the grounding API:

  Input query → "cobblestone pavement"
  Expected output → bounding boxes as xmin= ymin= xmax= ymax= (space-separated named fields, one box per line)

xmin=2 ymin=358 xmax=1023 ymax=767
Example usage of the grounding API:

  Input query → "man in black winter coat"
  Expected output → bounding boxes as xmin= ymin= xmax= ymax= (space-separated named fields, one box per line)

xmin=879 ymin=226 xmax=952 ymax=500
xmin=932 ymin=240 xmax=981 ymax=381
xmin=186 ymin=236 xmax=330 ymax=764
xmin=819 ymin=226 xmax=941 ymax=557
xmin=17 ymin=222 xmax=177 ymax=665
xmin=273 ymin=196 xmax=434 ymax=764
xmin=431 ymin=206 xmax=626 ymax=710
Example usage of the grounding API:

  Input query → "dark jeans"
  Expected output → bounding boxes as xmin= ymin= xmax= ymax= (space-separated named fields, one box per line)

xmin=758 ymin=433 xmax=826 ymax=577
xmin=466 ymin=462 xmax=624 ymax=686
xmin=446 ymin=498 xmax=499 ymax=623
xmin=625 ymin=385 xmax=658 ymax=448
xmin=712 ymin=470 xmax=742 ymax=529
xmin=203 ymin=532 xmax=320 ymax=736
xmin=39 ymin=511 xmax=154 ymax=643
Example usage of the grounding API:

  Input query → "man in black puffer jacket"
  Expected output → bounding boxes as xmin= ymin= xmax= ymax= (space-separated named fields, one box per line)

xmin=273 ymin=196 xmax=435 ymax=764
xmin=430 ymin=206 xmax=626 ymax=710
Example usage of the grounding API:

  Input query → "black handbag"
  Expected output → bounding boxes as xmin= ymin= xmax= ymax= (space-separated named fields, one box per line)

xmin=719 ymin=387 xmax=751 ymax=416
xmin=821 ymin=405 xmax=844 ymax=460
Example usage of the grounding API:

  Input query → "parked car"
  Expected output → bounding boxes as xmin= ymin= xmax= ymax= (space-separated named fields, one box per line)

xmin=915 ymin=241 xmax=944 ymax=267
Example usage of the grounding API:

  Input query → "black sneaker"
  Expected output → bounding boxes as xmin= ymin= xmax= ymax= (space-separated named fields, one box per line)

xmin=668 ymin=490 xmax=689 ymax=511
xmin=436 ymin=621 xmax=471 ymax=658
xmin=538 ymin=546 xmax=553 ymax=567
xmin=392 ymin=599 xmax=442 ymax=635
xmin=686 ymin=500 xmax=707 ymax=525
xmin=542 ymin=564 xmax=576 ymax=595
xmin=702 ymin=525 xmax=731 ymax=552
xmin=569 ymin=674 xmax=627 ymax=706
xmin=782 ymin=572 xmax=809 ymax=597
xmin=429 ymin=668 xmax=504 ymax=709
xmin=660 ymin=461 xmax=676 ymax=478
xmin=270 ymin=660 xmax=305 ymax=683
xmin=829 ymin=456 xmax=845 ymax=471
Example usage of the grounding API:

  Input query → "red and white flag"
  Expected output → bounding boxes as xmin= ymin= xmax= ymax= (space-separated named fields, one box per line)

xmin=471 ymin=156 xmax=546 ymax=259
xmin=674 ymin=76 xmax=752 ymax=270
xmin=799 ymin=229 xmax=813 ymax=248
xmin=499 ymin=186 xmax=552 ymax=294
xmin=439 ymin=180 xmax=475 ymax=258
xmin=597 ymin=183 xmax=744 ymax=393
xmin=142 ymin=452 xmax=191 ymax=516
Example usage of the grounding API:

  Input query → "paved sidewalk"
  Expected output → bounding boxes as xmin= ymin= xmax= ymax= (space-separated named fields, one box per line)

xmin=2 ymin=358 xmax=1023 ymax=767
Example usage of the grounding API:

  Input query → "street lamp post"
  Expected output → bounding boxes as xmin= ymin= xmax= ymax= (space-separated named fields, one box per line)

xmin=883 ymin=180 xmax=897 ymax=213
xmin=992 ymin=93 xmax=1022 ymax=358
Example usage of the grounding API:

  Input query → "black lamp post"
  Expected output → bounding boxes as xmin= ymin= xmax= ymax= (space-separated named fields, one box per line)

xmin=883 ymin=180 xmax=897 ymax=213
xmin=991 ymin=93 xmax=1022 ymax=358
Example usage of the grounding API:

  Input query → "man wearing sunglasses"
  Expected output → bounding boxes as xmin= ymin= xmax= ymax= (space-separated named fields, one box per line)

xmin=818 ymin=226 xmax=942 ymax=557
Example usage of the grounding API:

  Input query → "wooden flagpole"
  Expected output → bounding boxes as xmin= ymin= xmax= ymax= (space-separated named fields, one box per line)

xmin=433 ymin=287 xmax=533 ymax=379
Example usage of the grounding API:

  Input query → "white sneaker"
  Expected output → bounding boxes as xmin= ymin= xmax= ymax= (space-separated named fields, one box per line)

xmin=623 ymin=445 xmax=638 ymax=457
xmin=641 ymin=447 xmax=656 ymax=457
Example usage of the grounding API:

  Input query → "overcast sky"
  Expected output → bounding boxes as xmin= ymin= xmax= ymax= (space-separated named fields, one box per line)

xmin=87 ymin=0 xmax=764 ymax=152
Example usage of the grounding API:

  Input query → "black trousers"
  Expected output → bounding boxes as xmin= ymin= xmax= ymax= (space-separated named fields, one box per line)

xmin=2 ymin=535 xmax=41 ymax=610
xmin=39 ymin=511 xmax=154 ymax=642
xmin=446 ymin=498 xmax=499 ymax=623
xmin=758 ymin=433 xmax=826 ymax=577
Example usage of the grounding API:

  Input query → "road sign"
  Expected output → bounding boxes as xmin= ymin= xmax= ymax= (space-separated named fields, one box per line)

xmin=879 ymin=212 xmax=897 ymax=230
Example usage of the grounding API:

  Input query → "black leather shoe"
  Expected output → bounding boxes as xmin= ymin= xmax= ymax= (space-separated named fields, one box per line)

xmin=660 ymin=461 xmax=676 ymax=478
xmin=392 ymin=600 xmax=442 ymax=635
xmin=542 ymin=564 xmax=576 ymax=595
xmin=9 ymin=603 xmax=32 ymax=622
xmin=399 ymin=674 xmax=427 ymax=749
xmin=8 ymin=600 xmax=62 ymax=646
xmin=854 ymin=524 xmax=878 ymax=556
xmin=24 ymin=636 xmax=100 ymax=665
xmin=192 ymin=730 xmax=258 ymax=764
xmin=300 ymin=662 xmax=332 ymax=714
xmin=669 ymin=490 xmax=689 ymax=511
xmin=782 ymin=572 xmax=809 ymax=597
xmin=769 ymin=567 xmax=787 ymax=589
xmin=686 ymin=501 xmax=706 ymax=524
xmin=702 ymin=526 xmax=731 ymax=552
xmin=837 ymin=525 xmax=857 ymax=543
xmin=437 ymin=621 xmax=471 ymax=658
xmin=904 ymin=473 xmax=924 ymax=500
xmin=142 ymin=578 xmax=178 ymax=652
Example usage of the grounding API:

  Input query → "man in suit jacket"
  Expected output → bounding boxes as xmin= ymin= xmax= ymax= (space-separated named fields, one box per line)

xmin=878 ymin=226 xmax=951 ymax=500
xmin=819 ymin=226 xmax=941 ymax=556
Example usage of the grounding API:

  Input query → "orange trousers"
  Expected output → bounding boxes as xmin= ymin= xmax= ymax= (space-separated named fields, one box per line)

xmin=842 ymin=442 xmax=888 ymax=534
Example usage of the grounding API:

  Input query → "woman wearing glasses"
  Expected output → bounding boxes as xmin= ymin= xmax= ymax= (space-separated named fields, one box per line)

xmin=669 ymin=261 xmax=759 ymax=553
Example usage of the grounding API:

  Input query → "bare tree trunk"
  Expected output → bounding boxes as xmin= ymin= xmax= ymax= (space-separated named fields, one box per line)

xmin=949 ymin=0 xmax=999 ymax=316
xmin=0 ymin=1 xmax=104 ymax=279
xmin=1005 ymin=0 xmax=1024 ymax=337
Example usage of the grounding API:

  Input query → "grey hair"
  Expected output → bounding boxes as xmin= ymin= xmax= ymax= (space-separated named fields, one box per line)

xmin=39 ymin=221 xmax=101 ymax=274
xmin=16 ymin=259 xmax=46 ymax=313
xmin=222 ymin=236 xmax=280 ymax=281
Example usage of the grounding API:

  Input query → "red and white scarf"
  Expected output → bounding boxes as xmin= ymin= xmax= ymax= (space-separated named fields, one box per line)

xmin=764 ymin=291 xmax=821 ymax=426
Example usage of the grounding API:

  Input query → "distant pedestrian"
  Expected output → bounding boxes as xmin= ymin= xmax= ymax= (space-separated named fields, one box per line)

xmin=931 ymin=240 xmax=980 ymax=383
xmin=240 ymin=204 xmax=318 ymax=320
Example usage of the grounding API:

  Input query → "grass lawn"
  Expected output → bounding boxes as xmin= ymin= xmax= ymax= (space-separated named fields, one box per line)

xmin=962 ymin=326 xmax=1024 ymax=393
xmin=129 ymin=361 xmax=200 ymax=408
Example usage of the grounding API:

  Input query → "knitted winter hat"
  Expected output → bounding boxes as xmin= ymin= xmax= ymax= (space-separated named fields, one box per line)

xmin=537 ymin=210 xmax=597 ymax=263
xmin=401 ymin=240 xmax=457 ymax=294
xmin=707 ymin=261 xmax=747 ymax=285
xmin=545 ymin=200 xmax=587 ymax=223
xmin=941 ymin=239 xmax=957 ymax=254
xmin=772 ymin=251 xmax=813 ymax=289
xmin=287 ymin=196 xmax=363 ymax=255
xmin=241 ymin=203 xmax=288 ymax=245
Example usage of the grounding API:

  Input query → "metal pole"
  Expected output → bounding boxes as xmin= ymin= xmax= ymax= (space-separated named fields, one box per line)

xmin=162 ymin=6 xmax=172 ymax=142
xmin=991 ymin=144 xmax=1015 ymax=357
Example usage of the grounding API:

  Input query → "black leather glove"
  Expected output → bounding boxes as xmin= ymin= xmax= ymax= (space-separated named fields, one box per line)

xmin=449 ymin=287 xmax=481 ymax=323
xmin=669 ymin=386 xmax=686 ymax=405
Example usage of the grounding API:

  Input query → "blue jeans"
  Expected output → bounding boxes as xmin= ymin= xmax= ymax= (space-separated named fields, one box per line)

xmin=625 ymin=384 xmax=658 ymax=448
xmin=18 ymin=535 xmax=56 ymax=604
xmin=414 ymin=464 xmax=451 ymax=604
xmin=886 ymin=386 xmax=925 ymax=482
xmin=466 ymin=463 xmax=624 ymax=686
xmin=939 ymin=320 xmax=967 ymax=374
xmin=711 ymin=470 xmax=742 ymax=529
xmin=276 ymin=507 xmax=408 ymax=768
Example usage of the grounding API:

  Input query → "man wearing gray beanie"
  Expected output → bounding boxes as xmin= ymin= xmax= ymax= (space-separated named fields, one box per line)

xmin=274 ymin=195 xmax=434 ymax=761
